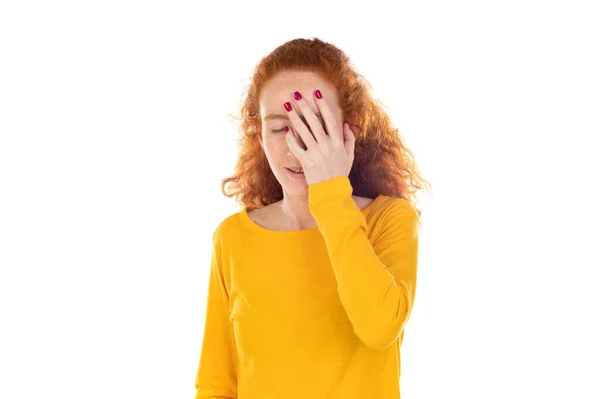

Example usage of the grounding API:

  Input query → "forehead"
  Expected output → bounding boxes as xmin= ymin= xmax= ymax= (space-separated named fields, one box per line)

xmin=259 ymin=70 xmax=338 ymax=118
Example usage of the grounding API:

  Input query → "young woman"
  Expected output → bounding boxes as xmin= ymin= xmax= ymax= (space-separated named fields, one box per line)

xmin=193 ymin=37 xmax=430 ymax=399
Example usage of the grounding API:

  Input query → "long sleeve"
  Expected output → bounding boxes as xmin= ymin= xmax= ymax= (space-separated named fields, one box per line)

xmin=193 ymin=229 xmax=238 ymax=399
xmin=308 ymin=176 xmax=419 ymax=351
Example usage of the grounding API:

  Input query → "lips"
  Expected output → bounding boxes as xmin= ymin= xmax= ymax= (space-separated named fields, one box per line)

xmin=285 ymin=167 xmax=303 ymax=173
xmin=285 ymin=168 xmax=306 ymax=179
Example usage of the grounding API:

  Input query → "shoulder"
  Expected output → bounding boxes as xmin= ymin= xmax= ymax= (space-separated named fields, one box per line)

xmin=386 ymin=197 xmax=418 ymax=216
xmin=211 ymin=201 xmax=281 ymax=244
xmin=372 ymin=195 xmax=417 ymax=216
xmin=210 ymin=208 xmax=249 ymax=246
xmin=370 ymin=196 xmax=420 ymax=235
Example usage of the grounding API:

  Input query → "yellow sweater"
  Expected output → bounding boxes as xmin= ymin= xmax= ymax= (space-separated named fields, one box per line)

xmin=193 ymin=176 xmax=420 ymax=399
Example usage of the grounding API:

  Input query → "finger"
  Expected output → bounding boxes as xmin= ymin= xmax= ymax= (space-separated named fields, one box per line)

xmin=285 ymin=125 xmax=306 ymax=160
xmin=293 ymin=127 xmax=307 ymax=151
xmin=294 ymin=125 xmax=309 ymax=151
xmin=344 ymin=122 xmax=356 ymax=158
xmin=292 ymin=91 xmax=327 ymax=144
xmin=284 ymin=101 xmax=317 ymax=152
xmin=349 ymin=123 xmax=360 ymax=135
xmin=313 ymin=89 xmax=343 ymax=147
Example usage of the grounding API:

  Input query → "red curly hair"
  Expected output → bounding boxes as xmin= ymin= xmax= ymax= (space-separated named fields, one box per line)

xmin=222 ymin=37 xmax=431 ymax=219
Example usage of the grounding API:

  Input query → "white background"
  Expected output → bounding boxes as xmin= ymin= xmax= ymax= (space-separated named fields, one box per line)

xmin=1 ymin=1 xmax=599 ymax=398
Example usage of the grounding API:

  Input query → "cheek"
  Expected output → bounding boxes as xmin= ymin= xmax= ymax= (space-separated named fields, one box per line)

xmin=263 ymin=135 xmax=289 ymax=157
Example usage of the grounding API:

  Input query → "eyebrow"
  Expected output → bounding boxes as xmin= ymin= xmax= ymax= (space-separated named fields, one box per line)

xmin=264 ymin=112 xmax=322 ymax=121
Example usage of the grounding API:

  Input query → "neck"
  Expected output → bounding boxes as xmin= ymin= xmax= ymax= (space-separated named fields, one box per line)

xmin=279 ymin=192 xmax=317 ymax=230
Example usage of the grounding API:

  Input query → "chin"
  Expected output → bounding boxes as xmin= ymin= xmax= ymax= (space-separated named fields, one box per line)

xmin=283 ymin=186 xmax=309 ymax=198
xmin=282 ymin=180 xmax=308 ymax=190
xmin=277 ymin=175 xmax=308 ymax=193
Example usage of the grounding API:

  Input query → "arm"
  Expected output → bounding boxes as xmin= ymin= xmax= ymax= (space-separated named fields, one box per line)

xmin=193 ymin=230 xmax=238 ymax=399
xmin=308 ymin=176 xmax=419 ymax=351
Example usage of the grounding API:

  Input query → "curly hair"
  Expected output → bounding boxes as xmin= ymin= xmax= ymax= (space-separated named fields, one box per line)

xmin=221 ymin=37 xmax=431 ymax=219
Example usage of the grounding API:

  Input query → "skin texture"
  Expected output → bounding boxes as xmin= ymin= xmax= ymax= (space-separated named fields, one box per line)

xmin=255 ymin=70 xmax=368 ymax=231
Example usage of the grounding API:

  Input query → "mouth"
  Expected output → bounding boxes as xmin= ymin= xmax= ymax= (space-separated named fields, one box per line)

xmin=285 ymin=167 xmax=305 ymax=177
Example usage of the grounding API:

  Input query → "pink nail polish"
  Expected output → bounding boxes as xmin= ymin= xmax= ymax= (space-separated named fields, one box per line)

xmin=284 ymin=102 xmax=292 ymax=112
xmin=293 ymin=91 xmax=302 ymax=100
xmin=314 ymin=89 xmax=322 ymax=99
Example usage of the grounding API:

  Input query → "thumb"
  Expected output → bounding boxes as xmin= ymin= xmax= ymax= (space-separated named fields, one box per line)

xmin=343 ymin=122 xmax=356 ymax=156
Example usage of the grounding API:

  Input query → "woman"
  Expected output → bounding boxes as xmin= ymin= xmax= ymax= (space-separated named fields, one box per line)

xmin=193 ymin=37 xmax=430 ymax=399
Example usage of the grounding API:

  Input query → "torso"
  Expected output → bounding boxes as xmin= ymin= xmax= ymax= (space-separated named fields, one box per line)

xmin=247 ymin=195 xmax=376 ymax=231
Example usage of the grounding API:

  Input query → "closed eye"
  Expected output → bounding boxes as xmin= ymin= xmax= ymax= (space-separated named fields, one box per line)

xmin=271 ymin=128 xmax=285 ymax=134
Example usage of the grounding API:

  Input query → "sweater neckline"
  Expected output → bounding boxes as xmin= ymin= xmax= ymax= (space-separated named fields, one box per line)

xmin=239 ymin=195 xmax=384 ymax=239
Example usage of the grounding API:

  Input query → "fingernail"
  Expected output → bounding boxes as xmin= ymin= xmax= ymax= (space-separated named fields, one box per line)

xmin=284 ymin=126 xmax=289 ymax=133
xmin=293 ymin=91 xmax=302 ymax=100
xmin=314 ymin=89 xmax=322 ymax=99
xmin=284 ymin=102 xmax=292 ymax=112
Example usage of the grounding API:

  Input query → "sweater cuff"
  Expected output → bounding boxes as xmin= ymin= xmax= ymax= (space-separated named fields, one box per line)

xmin=308 ymin=175 xmax=353 ymax=211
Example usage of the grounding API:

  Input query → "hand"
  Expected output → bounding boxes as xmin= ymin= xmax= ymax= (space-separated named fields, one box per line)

xmin=284 ymin=90 xmax=356 ymax=186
